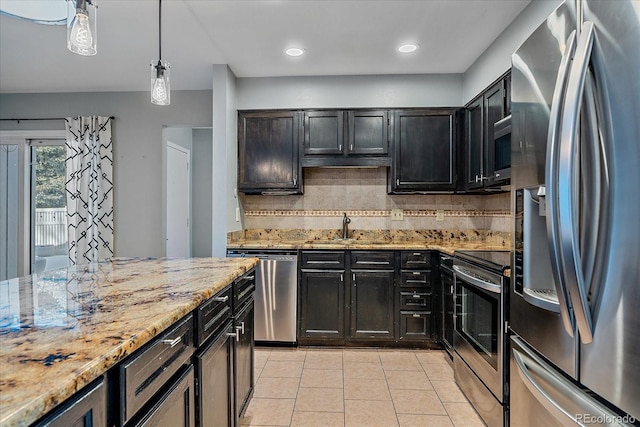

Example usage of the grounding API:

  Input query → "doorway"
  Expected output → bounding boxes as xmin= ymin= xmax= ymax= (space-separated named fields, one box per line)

xmin=166 ymin=141 xmax=191 ymax=257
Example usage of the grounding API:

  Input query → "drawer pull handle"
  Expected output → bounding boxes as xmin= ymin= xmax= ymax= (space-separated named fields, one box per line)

xmin=226 ymin=332 xmax=237 ymax=339
xmin=162 ymin=337 xmax=182 ymax=348
xmin=413 ymin=272 xmax=421 ymax=275
xmin=213 ymin=295 xmax=229 ymax=302
xmin=412 ymin=313 xmax=421 ymax=318
xmin=413 ymin=253 xmax=422 ymax=256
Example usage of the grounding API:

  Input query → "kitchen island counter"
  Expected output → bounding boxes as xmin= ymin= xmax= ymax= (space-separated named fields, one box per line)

xmin=0 ymin=257 xmax=258 ymax=427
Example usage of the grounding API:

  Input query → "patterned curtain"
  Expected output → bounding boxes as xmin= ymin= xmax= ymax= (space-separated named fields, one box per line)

xmin=65 ymin=116 xmax=114 ymax=264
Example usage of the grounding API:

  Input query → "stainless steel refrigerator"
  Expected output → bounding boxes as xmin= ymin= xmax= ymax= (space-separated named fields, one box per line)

xmin=510 ymin=0 xmax=640 ymax=424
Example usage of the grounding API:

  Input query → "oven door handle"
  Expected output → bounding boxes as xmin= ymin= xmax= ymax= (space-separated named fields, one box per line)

xmin=453 ymin=265 xmax=501 ymax=294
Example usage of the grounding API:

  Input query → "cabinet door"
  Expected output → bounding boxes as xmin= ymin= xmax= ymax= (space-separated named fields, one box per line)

xmin=135 ymin=366 xmax=195 ymax=427
xmin=234 ymin=301 xmax=254 ymax=423
xmin=465 ymin=97 xmax=484 ymax=190
xmin=391 ymin=109 xmax=457 ymax=192
xmin=347 ymin=110 xmax=389 ymax=155
xmin=399 ymin=312 xmax=432 ymax=340
xmin=35 ymin=378 xmax=106 ymax=427
xmin=238 ymin=111 xmax=300 ymax=193
xmin=484 ymin=80 xmax=506 ymax=183
xmin=299 ymin=270 xmax=345 ymax=339
xmin=303 ymin=110 xmax=344 ymax=155
xmin=195 ymin=323 xmax=233 ymax=427
xmin=350 ymin=270 xmax=395 ymax=339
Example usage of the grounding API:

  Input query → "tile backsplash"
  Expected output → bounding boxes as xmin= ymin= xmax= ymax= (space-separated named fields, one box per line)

xmin=240 ymin=168 xmax=511 ymax=232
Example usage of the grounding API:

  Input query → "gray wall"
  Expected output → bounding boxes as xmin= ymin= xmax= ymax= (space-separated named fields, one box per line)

xmin=462 ymin=0 xmax=563 ymax=104
xmin=212 ymin=65 xmax=239 ymax=257
xmin=0 ymin=90 xmax=212 ymax=257
xmin=192 ymin=128 xmax=213 ymax=257
xmin=236 ymin=74 xmax=463 ymax=109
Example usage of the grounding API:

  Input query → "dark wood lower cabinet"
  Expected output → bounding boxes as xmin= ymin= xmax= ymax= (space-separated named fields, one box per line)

xmin=134 ymin=366 xmax=195 ymax=427
xmin=299 ymin=270 xmax=345 ymax=340
xmin=34 ymin=378 xmax=106 ymax=427
xmin=298 ymin=250 xmax=443 ymax=347
xmin=194 ymin=322 xmax=233 ymax=427
xmin=234 ymin=299 xmax=254 ymax=424
xmin=350 ymin=270 xmax=395 ymax=339
xmin=399 ymin=311 xmax=432 ymax=339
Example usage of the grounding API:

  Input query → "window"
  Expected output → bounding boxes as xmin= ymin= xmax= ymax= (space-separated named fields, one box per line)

xmin=0 ymin=131 xmax=67 ymax=280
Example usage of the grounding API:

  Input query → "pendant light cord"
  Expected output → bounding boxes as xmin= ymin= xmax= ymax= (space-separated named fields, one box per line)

xmin=158 ymin=0 xmax=162 ymax=61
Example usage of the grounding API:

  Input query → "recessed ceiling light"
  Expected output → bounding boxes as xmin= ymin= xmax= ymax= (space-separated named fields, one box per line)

xmin=285 ymin=48 xmax=305 ymax=57
xmin=398 ymin=43 xmax=419 ymax=54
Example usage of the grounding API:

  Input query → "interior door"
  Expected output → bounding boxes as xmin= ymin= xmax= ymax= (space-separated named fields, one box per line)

xmin=166 ymin=142 xmax=190 ymax=257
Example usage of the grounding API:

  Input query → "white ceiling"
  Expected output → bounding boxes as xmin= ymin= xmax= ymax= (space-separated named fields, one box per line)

xmin=0 ymin=0 xmax=530 ymax=94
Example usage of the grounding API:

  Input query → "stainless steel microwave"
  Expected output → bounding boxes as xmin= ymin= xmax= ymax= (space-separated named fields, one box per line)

xmin=491 ymin=114 xmax=511 ymax=184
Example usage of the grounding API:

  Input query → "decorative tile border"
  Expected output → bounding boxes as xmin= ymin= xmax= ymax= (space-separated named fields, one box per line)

xmin=244 ymin=209 xmax=511 ymax=218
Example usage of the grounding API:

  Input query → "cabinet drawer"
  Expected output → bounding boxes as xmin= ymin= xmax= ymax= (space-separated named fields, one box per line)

xmin=120 ymin=315 xmax=194 ymax=425
xmin=350 ymin=251 xmax=395 ymax=269
xmin=400 ymin=291 xmax=432 ymax=311
xmin=301 ymin=251 xmax=346 ymax=269
xmin=234 ymin=273 xmax=255 ymax=312
xmin=400 ymin=271 xmax=431 ymax=288
xmin=401 ymin=251 xmax=432 ymax=269
xmin=196 ymin=285 xmax=232 ymax=346
xmin=399 ymin=311 xmax=432 ymax=340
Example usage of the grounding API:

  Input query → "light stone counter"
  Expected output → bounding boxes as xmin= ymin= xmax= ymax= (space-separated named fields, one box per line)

xmin=0 ymin=257 xmax=258 ymax=427
xmin=227 ymin=228 xmax=512 ymax=255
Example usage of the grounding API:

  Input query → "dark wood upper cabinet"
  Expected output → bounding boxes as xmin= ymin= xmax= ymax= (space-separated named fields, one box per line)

xmin=464 ymin=71 xmax=510 ymax=191
xmin=301 ymin=109 xmax=391 ymax=167
xmin=238 ymin=110 xmax=302 ymax=194
xmin=303 ymin=110 xmax=344 ymax=155
xmin=465 ymin=97 xmax=484 ymax=190
xmin=389 ymin=109 xmax=459 ymax=193
xmin=347 ymin=110 xmax=389 ymax=155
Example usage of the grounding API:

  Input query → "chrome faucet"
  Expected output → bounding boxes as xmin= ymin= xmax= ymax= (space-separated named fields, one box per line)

xmin=342 ymin=212 xmax=351 ymax=239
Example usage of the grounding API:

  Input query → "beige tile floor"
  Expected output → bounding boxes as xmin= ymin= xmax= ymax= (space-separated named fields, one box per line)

xmin=242 ymin=347 xmax=485 ymax=427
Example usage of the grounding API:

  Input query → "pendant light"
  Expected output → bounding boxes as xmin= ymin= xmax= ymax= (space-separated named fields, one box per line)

xmin=67 ymin=0 xmax=97 ymax=56
xmin=150 ymin=0 xmax=170 ymax=106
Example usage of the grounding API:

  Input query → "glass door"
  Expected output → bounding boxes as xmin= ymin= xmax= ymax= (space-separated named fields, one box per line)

xmin=0 ymin=143 xmax=20 ymax=280
xmin=30 ymin=140 xmax=68 ymax=274
xmin=456 ymin=279 xmax=499 ymax=369
xmin=0 ymin=131 xmax=66 ymax=280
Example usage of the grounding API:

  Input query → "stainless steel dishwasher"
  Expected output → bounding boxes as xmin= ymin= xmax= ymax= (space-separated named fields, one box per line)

xmin=226 ymin=250 xmax=298 ymax=343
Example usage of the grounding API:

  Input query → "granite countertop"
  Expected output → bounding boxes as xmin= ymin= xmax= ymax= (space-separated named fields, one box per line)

xmin=0 ymin=257 xmax=258 ymax=427
xmin=227 ymin=229 xmax=512 ymax=255
xmin=227 ymin=238 xmax=510 ymax=255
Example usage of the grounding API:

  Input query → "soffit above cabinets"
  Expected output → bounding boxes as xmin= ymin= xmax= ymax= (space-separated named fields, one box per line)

xmin=0 ymin=0 xmax=530 ymax=93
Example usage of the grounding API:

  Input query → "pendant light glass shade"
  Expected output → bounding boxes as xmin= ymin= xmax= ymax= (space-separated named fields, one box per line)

xmin=66 ymin=0 xmax=97 ymax=56
xmin=150 ymin=60 xmax=171 ymax=105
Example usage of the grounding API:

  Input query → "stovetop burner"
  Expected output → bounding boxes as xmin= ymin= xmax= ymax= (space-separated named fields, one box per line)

xmin=454 ymin=250 xmax=511 ymax=274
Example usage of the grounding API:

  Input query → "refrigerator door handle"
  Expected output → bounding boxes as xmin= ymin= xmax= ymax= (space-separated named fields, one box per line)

xmin=558 ymin=21 xmax=596 ymax=343
xmin=545 ymin=29 xmax=577 ymax=337
xmin=512 ymin=336 xmax=623 ymax=425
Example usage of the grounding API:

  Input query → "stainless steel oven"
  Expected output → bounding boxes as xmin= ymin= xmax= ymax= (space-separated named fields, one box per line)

xmin=453 ymin=251 xmax=509 ymax=427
